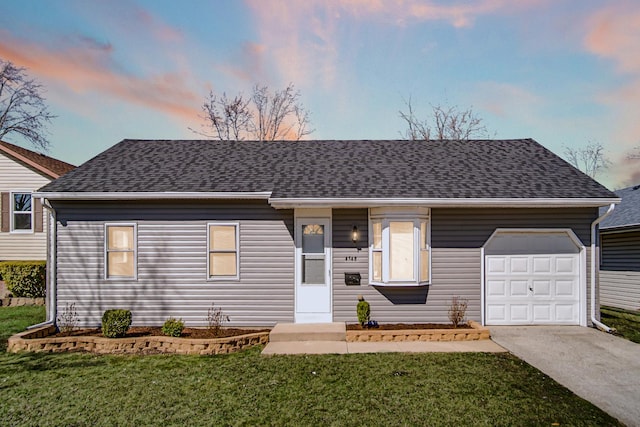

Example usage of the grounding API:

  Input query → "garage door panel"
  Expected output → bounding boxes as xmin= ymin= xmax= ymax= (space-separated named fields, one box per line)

xmin=533 ymin=257 xmax=552 ymax=273
xmin=532 ymin=280 xmax=551 ymax=296
xmin=510 ymin=257 xmax=529 ymax=273
xmin=486 ymin=248 xmax=580 ymax=325
xmin=510 ymin=280 xmax=529 ymax=296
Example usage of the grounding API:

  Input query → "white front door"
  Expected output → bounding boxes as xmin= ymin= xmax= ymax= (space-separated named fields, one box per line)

xmin=295 ymin=218 xmax=332 ymax=323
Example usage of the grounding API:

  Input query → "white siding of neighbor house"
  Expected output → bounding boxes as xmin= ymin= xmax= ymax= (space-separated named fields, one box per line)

xmin=54 ymin=201 xmax=295 ymax=327
xmin=600 ymin=271 xmax=640 ymax=311
xmin=0 ymin=152 xmax=49 ymax=260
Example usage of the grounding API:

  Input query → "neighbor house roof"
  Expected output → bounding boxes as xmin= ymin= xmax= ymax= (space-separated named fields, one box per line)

xmin=0 ymin=140 xmax=75 ymax=179
xmin=600 ymin=184 xmax=640 ymax=231
xmin=37 ymin=139 xmax=618 ymax=207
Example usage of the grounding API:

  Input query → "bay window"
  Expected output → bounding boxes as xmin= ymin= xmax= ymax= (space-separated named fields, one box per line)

xmin=369 ymin=208 xmax=430 ymax=285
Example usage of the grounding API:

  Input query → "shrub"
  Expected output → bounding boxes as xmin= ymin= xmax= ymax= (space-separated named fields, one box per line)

xmin=356 ymin=295 xmax=370 ymax=327
xmin=101 ymin=309 xmax=132 ymax=338
xmin=162 ymin=317 xmax=184 ymax=337
xmin=448 ymin=296 xmax=468 ymax=328
xmin=206 ymin=303 xmax=230 ymax=337
xmin=0 ymin=261 xmax=46 ymax=298
xmin=57 ymin=303 xmax=80 ymax=333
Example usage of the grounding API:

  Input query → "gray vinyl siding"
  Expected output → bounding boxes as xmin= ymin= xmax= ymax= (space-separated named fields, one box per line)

xmin=54 ymin=200 xmax=294 ymax=327
xmin=600 ymin=229 xmax=640 ymax=311
xmin=333 ymin=207 xmax=599 ymax=324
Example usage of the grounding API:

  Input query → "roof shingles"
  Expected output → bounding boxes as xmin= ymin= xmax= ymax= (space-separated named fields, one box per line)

xmin=39 ymin=139 xmax=616 ymax=200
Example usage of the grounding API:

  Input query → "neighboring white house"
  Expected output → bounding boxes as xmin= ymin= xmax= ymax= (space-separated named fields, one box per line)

xmin=0 ymin=140 xmax=75 ymax=261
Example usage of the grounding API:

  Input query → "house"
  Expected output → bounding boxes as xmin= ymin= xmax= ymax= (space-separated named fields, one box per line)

xmin=0 ymin=140 xmax=75 ymax=261
xmin=599 ymin=184 xmax=640 ymax=311
xmin=34 ymin=139 xmax=619 ymax=328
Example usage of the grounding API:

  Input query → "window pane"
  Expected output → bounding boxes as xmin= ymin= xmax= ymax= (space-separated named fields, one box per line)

xmin=108 ymin=226 xmax=134 ymax=250
xmin=372 ymin=251 xmax=382 ymax=282
xmin=13 ymin=213 xmax=32 ymax=230
xmin=373 ymin=221 xmax=382 ymax=249
xmin=210 ymin=252 xmax=237 ymax=276
xmin=390 ymin=221 xmax=414 ymax=281
xmin=108 ymin=252 xmax=134 ymax=277
xmin=420 ymin=249 xmax=429 ymax=282
xmin=210 ymin=225 xmax=237 ymax=251
xmin=13 ymin=193 xmax=31 ymax=212
xmin=302 ymin=255 xmax=324 ymax=284
xmin=302 ymin=224 xmax=324 ymax=253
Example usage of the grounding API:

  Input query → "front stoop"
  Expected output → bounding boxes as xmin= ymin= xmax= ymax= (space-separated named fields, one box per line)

xmin=268 ymin=322 xmax=346 ymax=342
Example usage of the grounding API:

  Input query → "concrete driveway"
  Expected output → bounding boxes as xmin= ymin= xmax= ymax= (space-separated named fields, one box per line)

xmin=490 ymin=326 xmax=640 ymax=427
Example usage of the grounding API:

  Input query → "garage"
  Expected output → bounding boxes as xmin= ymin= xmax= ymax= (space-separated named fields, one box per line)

xmin=484 ymin=230 xmax=585 ymax=325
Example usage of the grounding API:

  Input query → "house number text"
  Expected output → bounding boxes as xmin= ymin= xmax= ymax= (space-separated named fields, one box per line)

xmin=345 ymin=256 xmax=358 ymax=262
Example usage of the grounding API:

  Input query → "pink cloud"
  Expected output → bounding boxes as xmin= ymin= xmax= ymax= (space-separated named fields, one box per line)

xmin=0 ymin=32 xmax=201 ymax=121
xmin=583 ymin=2 xmax=640 ymax=185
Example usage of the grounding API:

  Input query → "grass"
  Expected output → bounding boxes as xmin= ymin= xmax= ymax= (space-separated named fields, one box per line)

xmin=601 ymin=306 xmax=640 ymax=343
xmin=0 ymin=307 xmax=622 ymax=426
xmin=0 ymin=305 xmax=45 ymax=351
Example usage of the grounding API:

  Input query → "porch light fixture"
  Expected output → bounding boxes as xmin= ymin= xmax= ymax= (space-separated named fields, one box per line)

xmin=351 ymin=225 xmax=359 ymax=244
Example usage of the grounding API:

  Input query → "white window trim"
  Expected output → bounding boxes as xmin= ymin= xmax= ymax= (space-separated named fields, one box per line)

xmin=207 ymin=222 xmax=240 ymax=281
xmin=368 ymin=207 xmax=431 ymax=286
xmin=104 ymin=223 xmax=138 ymax=280
xmin=10 ymin=191 xmax=34 ymax=233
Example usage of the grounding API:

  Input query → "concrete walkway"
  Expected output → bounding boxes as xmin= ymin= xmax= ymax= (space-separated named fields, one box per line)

xmin=490 ymin=326 xmax=640 ymax=427
xmin=262 ymin=322 xmax=506 ymax=355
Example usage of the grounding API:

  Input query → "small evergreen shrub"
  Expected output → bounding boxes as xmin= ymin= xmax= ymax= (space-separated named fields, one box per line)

xmin=162 ymin=317 xmax=184 ymax=337
xmin=102 ymin=309 xmax=132 ymax=338
xmin=356 ymin=295 xmax=370 ymax=327
xmin=0 ymin=261 xmax=46 ymax=297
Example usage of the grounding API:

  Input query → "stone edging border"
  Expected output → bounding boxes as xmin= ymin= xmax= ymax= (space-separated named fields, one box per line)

xmin=346 ymin=321 xmax=490 ymax=342
xmin=7 ymin=326 xmax=270 ymax=355
xmin=0 ymin=297 xmax=45 ymax=307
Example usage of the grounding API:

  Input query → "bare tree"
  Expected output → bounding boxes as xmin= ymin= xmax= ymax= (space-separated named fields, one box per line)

xmin=564 ymin=141 xmax=611 ymax=178
xmin=195 ymin=83 xmax=313 ymax=141
xmin=399 ymin=97 xmax=489 ymax=141
xmin=0 ymin=59 xmax=55 ymax=151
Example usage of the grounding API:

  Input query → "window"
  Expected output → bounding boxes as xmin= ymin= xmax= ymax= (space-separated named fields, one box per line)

xmin=11 ymin=192 xmax=33 ymax=232
xmin=369 ymin=208 xmax=430 ymax=285
xmin=105 ymin=224 xmax=136 ymax=279
xmin=208 ymin=223 xmax=239 ymax=280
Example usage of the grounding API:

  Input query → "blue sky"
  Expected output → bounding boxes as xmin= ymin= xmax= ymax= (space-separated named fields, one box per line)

xmin=1 ymin=0 xmax=639 ymax=188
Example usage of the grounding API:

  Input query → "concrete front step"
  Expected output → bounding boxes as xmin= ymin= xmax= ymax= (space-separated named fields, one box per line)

xmin=269 ymin=322 xmax=346 ymax=342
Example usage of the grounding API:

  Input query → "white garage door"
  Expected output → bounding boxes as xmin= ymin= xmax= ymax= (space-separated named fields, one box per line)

xmin=484 ymin=232 xmax=582 ymax=325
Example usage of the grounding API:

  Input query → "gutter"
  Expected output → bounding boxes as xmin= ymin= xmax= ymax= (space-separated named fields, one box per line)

xmin=590 ymin=203 xmax=615 ymax=333
xmin=27 ymin=200 xmax=57 ymax=330
xmin=31 ymin=191 xmax=273 ymax=201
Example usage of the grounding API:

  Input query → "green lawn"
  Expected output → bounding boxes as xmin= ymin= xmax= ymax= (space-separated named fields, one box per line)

xmin=0 ymin=307 xmax=622 ymax=426
xmin=601 ymin=306 xmax=640 ymax=344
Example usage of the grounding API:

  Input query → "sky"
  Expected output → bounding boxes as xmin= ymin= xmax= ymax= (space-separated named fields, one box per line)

xmin=1 ymin=0 xmax=639 ymax=189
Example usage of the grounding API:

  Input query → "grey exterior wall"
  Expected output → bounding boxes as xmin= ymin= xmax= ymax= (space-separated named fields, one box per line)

xmin=600 ymin=229 xmax=640 ymax=311
xmin=53 ymin=200 xmax=294 ymax=327
xmin=53 ymin=202 xmax=601 ymax=327
xmin=333 ymin=207 xmax=599 ymax=325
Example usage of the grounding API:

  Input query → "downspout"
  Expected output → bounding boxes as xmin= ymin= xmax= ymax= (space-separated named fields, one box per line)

xmin=28 ymin=199 xmax=57 ymax=329
xmin=590 ymin=203 xmax=615 ymax=333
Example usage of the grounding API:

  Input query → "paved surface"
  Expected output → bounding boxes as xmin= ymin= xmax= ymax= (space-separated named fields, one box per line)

xmin=490 ymin=326 xmax=640 ymax=427
xmin=261 ymin=339 xmax=506 ymax=355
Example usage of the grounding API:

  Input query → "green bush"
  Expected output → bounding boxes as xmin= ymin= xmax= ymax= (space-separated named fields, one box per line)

xmin=162 ymin=317 xmax=184 ymax=337
xmin=356 ymin=296 xmax=370 ymax=327
xmin=0 ymin=261 xmax=46 ymax=298
xmin=102 ymin=309 xmax=132 ymax=338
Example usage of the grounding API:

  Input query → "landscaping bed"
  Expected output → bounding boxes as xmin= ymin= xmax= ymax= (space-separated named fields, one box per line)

xmin=346 ymin=321 xmax=490 ymax=342
xmin=8 ymin=325 xmax=270 ymax=355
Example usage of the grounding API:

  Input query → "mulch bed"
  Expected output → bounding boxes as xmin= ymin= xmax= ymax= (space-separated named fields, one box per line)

xmin=48 ymin=327 xmax=269 ymax=339
xmin=346 ymin=323 xmax=462 ymax=331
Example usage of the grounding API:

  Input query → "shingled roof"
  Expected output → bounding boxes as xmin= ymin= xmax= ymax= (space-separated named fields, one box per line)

xmin=600 ymin=184 xmax=640 ymax=230
xmin=0 ymin=140 xmax=75 ymax=179
xmin=38 ymin=139 xmax=616 ymax=202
